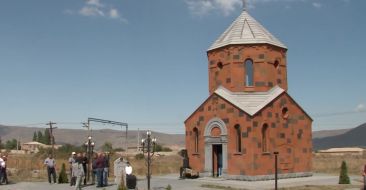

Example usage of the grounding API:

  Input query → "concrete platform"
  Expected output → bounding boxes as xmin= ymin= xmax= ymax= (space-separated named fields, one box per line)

xmin=0 ymin=173 xmax=363 ymax=190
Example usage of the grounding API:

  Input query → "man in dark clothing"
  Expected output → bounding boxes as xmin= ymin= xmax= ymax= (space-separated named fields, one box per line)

xmin=44 ymin=154 xmax=56 ymax=184
xmin=126 ymin=174 xmax=137 ymax=190
xmin=81 ymin=152 xmax=88 ymax=185
xmin=92 ymin=153 xmax=98 ymax=185
xmin=95 ymin=153 xmax=105 ymax=187
xmin=179 ymin=150 xmax=189 ymax=179
xmin=103 ymin=153 xmax=109 ymax=186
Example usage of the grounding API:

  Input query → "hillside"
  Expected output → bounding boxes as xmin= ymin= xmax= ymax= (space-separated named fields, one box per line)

xmin=313 ymin=123 xmax=366 ymax=150
xmin=312 ymin=128 xmax=351 ymax=139
xmin=0 ymin=125 xmax=185 ymax=149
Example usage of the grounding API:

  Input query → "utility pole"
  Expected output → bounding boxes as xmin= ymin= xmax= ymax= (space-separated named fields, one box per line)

xmin=46 ymin=121 xmax=57 ymax=158
xmin=137 ymin=128 xmax=140 ymax=151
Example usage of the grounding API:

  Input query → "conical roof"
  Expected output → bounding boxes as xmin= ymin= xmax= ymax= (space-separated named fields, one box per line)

xmin=208 ymin=11 xmax=287 ymax=51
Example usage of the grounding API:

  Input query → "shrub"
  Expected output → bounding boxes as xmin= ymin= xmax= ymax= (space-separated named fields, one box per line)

xmin=58 ymin=163 xmax=69 ymax=183
xmin=162 ymin=147 xmax=173 ymax=152
xmin=339 ymin=160 xmax=350 ymax=184
xmin=135 ymin=153 xmax=144 ymax=160
xmin=166 ymin=184 xmax=172 ymax=190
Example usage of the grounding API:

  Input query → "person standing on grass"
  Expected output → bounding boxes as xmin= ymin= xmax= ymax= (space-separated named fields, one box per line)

xmin=44 ymin=154 xmax=57 ymax=184
xmin=69 ymin=152 xmax=76 ymax=186
xmin=73 ymin=153 xmax=85 ymax=190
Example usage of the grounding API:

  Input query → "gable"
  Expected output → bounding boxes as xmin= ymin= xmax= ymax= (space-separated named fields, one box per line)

xmin=214 ymin=85 xmax=285 ymax=116
xmin=185 ymin=86 xmax=312 ymax=123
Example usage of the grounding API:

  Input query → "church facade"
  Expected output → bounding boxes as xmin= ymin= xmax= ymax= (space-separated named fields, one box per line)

xmin=184 ymin=10 xmax=313 ymax=180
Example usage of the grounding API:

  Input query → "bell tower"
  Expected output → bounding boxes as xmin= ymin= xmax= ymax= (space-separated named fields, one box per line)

xmin=207 ymin=9 xmax=288 ymax=94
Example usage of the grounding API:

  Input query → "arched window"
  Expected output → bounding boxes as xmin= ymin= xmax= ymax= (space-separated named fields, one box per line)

xmin=234 ymin=125 xmax=242 ymax=153
xmin=262 ymin=124 xmax=269 ymax=153
xmin=193 ymin=128 xmax=199 ymax=153
xmin=274 ymin=60 xmax=280 ymax=69
xmin=245 ymin=59 xmax=254 ymax=86
xmin=217 ymin=62 xmax=223 ymax=70
xmin=282 ymin=107 xmax=289 ymax=119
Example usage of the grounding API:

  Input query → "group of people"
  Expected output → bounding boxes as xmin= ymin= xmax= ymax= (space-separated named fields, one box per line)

xmin=0 ymin=153 xmax=8 ymax=185
xmin=68 ymin=151 xmax=110 ymax=188
xmin=67 ymin=152 xmax=88 ymax=190
xmin=43 ymin=151 xmax=137 ymax=189
xmin=91 ymin=152 xmax=109 ymax=188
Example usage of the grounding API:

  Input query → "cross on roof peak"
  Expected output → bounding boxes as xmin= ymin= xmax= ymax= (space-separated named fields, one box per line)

xmin=242 ymin=0 xmax=247 ymax=11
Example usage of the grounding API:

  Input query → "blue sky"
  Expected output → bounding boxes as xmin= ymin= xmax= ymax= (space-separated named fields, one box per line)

xmin=0 ymin=0 xmax=365 ymax=134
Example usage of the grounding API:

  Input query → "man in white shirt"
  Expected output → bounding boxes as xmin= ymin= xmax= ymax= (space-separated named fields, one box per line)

xmin=69 ymin=152 xmax=76 ymax=186
xmin=0 ymin=154 xmax=3 ymax=185
xmin=125 ymin=162 xmax=136 ymax=190
xmin=44 ymin=154 xmax=57 ymax=184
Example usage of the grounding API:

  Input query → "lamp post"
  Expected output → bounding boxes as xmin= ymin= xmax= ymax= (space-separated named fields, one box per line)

xmin=141 ymin=130 xmax=157 ymax=190
xmin=274 ymin=151 xmax=279 ymax=190
xmin=84 ymin=136 xmax=95 ymax=183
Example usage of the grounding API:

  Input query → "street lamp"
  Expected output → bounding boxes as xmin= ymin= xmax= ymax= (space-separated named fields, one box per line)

xmin=141 ymin=130 xmax=157 ymax=190
xmin=274 ymin=151 xmax=279 ymax=190
xmin=84 ymin=136 xmax=95 ymax=183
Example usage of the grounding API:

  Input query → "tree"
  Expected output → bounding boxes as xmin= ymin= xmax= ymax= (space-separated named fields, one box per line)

xmin=339 ymin=160 xmax=350 ymax=184
xmin=44 ymin=128 xmax=51 ymax=145
xmin=5 ymin=138 xmax=18 ymax=150
xmin=58 ymin=163 xmax=68 ymax=183
xmin=101 ymin=142 xmax=113 ymax=152
xmin=37 ymin=131 xmax=44 ymax=144
xmin=154 ymin=144 xmax=163 ymax=152
xmin=33 ymin=132 xmax=37 ymax=141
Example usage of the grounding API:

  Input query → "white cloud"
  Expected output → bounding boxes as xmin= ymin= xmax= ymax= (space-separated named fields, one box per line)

xmin=109 ymin=8 xmax=119 ymax=19
xmin=312 ymin=2 xmax=322 ymax=8
xmin=65 ymin=0 xmax=127 ymax=23
xmin=186 ymin=0 xmax=215 ymax=16
xmin=86 ymin=0 xmax=103 ymax=7
xmin=356 ymin=104 xmax=365 ymax=112
xmin=186 ymin=0 xmax=242 ymax=16
xmin=79 ymin=6 xmax=105 ymax=17
xmin=215 ymin=0 xmax=242 ymax=16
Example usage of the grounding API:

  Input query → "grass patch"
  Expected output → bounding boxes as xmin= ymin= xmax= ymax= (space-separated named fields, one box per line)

xmin=313 ymin=153 xmax=366 ymax=175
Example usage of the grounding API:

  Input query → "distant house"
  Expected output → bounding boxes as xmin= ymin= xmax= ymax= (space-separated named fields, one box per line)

xmin=318 ymin=147 xmax=364 ymax=156
xmin=22 ymin=141 xmax=61 ymax=153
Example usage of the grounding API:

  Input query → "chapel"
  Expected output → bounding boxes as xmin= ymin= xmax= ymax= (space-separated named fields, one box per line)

xmin=184 ymin=6 xmax=313 ymax=180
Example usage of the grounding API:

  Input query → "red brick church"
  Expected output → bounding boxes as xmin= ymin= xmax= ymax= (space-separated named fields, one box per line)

xmin=184 ymin=8 xmax=313 ymax=180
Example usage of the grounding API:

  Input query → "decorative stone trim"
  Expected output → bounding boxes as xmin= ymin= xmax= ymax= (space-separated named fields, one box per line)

xmin=204 ymin=118 xmax=227 ymax=136
xmin=199 ymin=172 xmax=313 ymax=181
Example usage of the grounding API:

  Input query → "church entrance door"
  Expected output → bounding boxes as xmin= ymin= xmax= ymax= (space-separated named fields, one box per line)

xmin=212 ymin=144 xmax=223 ymax=177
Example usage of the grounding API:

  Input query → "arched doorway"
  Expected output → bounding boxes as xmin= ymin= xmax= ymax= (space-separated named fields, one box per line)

xmin=204 ymin=118 xmax=228 ymax=177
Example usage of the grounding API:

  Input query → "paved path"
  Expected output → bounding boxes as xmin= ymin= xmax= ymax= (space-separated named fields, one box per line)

xmin=0 ymin=173 xmax=364 ymax=190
